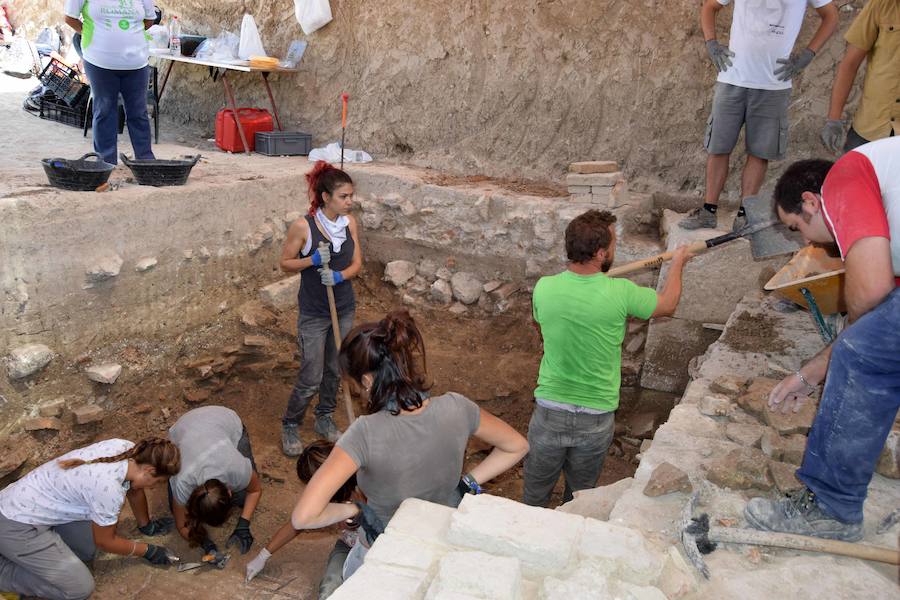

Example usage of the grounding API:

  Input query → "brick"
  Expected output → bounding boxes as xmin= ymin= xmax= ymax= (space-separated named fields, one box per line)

xmin=386 ymin=498 xmax=457 ymax=548
xmin=578 ymin=519 xmax=665 ymax=586
xmin=38 ymin=399 xmax=66 ymax=418
xmin=447 ymin=494 xmax=583 ymax=577
xmin=242 ymin=335 xmax=269 ymax=347
xmin=707 ymin=448 xmax=773 ymax=491
xmin=25 ymin=417 xmax=62 ymax=431
xmin=643 ymin=462 xmax=692 ymax=497
xmin=327 ymin=563 xmax=428 ymax=600
xmin=72 ymin=404 xmax=104 ymax=425
xmin=425 ymin=550 xmax=522 ymax=600
xmin=569 ymin=160 xmax=618 ymax=174
xmin=626 ymin=412 xmax=658 ymax=439
xmin=0 ymin=434 xmax=36 ymax=479
xmin=258 ymin=274 xmax=300 ymax=308
xmin=566 ymin=172 xmax=624 ymax=187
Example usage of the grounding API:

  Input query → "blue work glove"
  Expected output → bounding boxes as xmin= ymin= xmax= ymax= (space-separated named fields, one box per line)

xmin=138 ymin=517 xmax=175 ymax=536
xmin=227 ymin=517 xmax=254 ymax=555
xmin=319 ymin=268 xmax=344 ymax=287
xmin=705 ymin=40 xmax=734 ymax=73
xmin=310 ymin=246 xmax=330 ymax=268
xmin=774 ymin=48 xmax=815 ymax=81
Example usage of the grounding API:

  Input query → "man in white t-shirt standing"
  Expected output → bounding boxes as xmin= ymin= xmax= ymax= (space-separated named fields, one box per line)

xmin=681 ymin=0 xmax=838 ymax=231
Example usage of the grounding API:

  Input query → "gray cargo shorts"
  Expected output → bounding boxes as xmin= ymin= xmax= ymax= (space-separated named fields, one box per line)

xmin=704 ymin=82 xmax=792 ymax=161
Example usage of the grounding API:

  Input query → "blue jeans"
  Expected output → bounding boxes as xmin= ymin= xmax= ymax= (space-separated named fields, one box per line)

xmin=284 ymin=311 xmax=355 ymax=427
xmin=83 ymin=61 xmax=154 ymax=165
xmin=798 ymin=288 xmax=900 ymax=523
xmin=522 ymin=404 xmax=615 ymax=507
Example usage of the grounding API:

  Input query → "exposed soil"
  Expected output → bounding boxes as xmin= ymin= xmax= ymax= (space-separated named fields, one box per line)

xmin=421 ymin=171 xmax=567 ymax=198
xmin=721 ymin=310 xmax=794 ymax=353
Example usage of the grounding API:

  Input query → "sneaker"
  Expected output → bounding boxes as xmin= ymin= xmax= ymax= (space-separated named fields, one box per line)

xmin=744 ymin=488 xmax=863 ymax=542
xmin=281 ymin=425 xmax=303 ymax=457
xmin=679 ymin=207 xmax=717 ymax=230
xmin=314 ymin=414 xmax=343 ymax=442
xmin=731 ymin=210 xmax=747 ymax=233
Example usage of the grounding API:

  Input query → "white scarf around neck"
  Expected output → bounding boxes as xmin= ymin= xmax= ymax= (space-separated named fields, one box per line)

xmin=316 ymin=208 xmax=350 ymax=253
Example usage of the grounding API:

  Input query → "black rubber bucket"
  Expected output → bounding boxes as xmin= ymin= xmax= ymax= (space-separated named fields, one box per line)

xmin=41 ymin=152 xmax=114 ymax=191
xmin=120 ymin=154 xmax=200 ymax=186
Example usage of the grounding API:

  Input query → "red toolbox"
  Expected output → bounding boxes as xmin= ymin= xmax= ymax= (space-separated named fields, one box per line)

xmin=215 ymin=108 xmax=273 ymax=153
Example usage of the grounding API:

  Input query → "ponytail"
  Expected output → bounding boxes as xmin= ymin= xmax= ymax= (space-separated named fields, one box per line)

xmin=339 ymin=310 xmax=430 ymax=415
xmin=306 ymin=160 xmax=353 ymax=216
xmin=185 ymin=479 xmax=231 ymax=548
xmin=58 ymin=437 xmax=180 ymax=476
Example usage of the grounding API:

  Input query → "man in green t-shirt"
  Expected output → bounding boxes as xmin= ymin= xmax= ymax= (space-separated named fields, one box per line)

xmin=523 ymin=209 xmax=693 ymax=507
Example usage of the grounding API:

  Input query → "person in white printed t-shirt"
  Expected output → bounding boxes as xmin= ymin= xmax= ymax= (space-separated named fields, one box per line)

xmin=681 ymin=0 xmax=839 ymax=232
xmin=0 ymin=438 xmax=180 ymax=600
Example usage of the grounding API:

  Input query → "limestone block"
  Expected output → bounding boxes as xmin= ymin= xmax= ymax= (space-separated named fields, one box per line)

xmin=7 ymin=343 xmax=53 ymax=380
xmin=699 ymin=394 xmax=732 ymax=417
xmin=556 ymin=478 xmax=633 ymax=521
xmin=243 ymin=335 xmax=269 ymax=347
xmin=539 ymin=563 xmax=610 ymax=599
xmin=768 ymin=460 xmax=803 ymax=493
xmin=85 ymin=363 xmax=122 ymax=384
xmin=365 ymin=531 xmax=447 ymax=576
xmin=568 ymin=185 xmax=591 ymax=195
xmin=724 ymin=422 xmax=766 ymax=448
xmin=25 ymin=417 xmax=62 ymax=431
xmin=735 ymin=378 xmax=779 ymax=422
xmin=764 ymin=396 xmax=818 ymax=436
xmin=641 ymin=318 xmax=720 ymax=393
xmin=707 ymin=448 xmax=773 ymax=491
xmin=135 ymin=257 xmax=158 ymax=272
xmin=447 ymin=494 xmax=584 ymax=577
xmin=643 ymin=462 xmax=692 ymax=497
xmin=39 ymin=399 xmax=66 ymax=418
xmin=425 ymin=550 xmax=522 ymax=600
xmin=328 ymin=563 xmax=429 ymax=600
xmin=565 ymin=172 xmax=623 ymax=187
xmin=258 ymin=275 xmax=300 ymax=308
xmin=760 ymin=430 xmax=807 ymax=465
xmin=450 ymin=272 xmax=483 ymax=305
xmin=385 ymin=260 xmax=418 ymax=287
xmin=615 ymin=583 xmax=668 ymax=600
xmin=709 ymin=374 xmax=748 ymax=397
xmin=657 ymin=546 xmax=698 ymax=599
xmin=876 ymin=430 xmax=900 ymax=479
xmin=430 ymin=279 xmax=453 ymax=304
xmin=569 ymin=161 xmax=618 ymax=174
xmin=577 ymin=519 xmax=665 ymax=586
xmin=85 ymin=253 xmax=123 ymax=284
xmin=386 ymin=498 xmax=457 ymax=548
xmin=72 ymin=404 xmax=104 ymax=425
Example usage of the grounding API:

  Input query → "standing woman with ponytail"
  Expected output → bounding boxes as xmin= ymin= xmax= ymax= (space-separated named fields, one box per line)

xmin=278 ymin=160 xmax=363 ymax=456
xmin=0 ymin=438 xmax=180 ymax=599
xmin=245 ymin=311 xmax=529 ymax=584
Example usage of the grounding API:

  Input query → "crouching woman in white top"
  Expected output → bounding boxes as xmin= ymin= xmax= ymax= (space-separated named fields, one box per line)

xmin=0 ymin=438 xmax=180 ymax=600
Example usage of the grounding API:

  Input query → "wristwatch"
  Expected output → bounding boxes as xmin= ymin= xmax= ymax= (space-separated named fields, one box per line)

xmin=456 ymin=473 xmax=482 ymax=496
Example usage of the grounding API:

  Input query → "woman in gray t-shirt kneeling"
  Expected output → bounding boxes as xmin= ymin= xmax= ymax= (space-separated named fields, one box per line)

xmin=246 ymin=310 xmax=529 ymax=583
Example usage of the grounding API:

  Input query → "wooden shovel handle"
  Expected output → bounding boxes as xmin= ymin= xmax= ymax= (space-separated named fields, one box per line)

xmin=709 ymin=527 xmax=900 ymax=565
xmin=606 ymin=239 xmax=708 ymax=277
xmin=319 ymin=242 xmax=356 ymax=424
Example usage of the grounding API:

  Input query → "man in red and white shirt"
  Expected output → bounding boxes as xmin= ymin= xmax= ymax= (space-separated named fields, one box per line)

xmin=745 ymin=136 xmax=900 ymax=541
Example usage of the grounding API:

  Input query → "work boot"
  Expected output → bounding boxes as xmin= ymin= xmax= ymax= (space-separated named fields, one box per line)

xmin=281 ymin=425 xmax=303 ymax=457
xmin=731 ymin=208 xmax=747 ymax=233
xmin=314 ymin=414 xmax=342 ymax=443
xmin=744 ymin=488 xmax=863 ymax=542
xmin=679 ymin=206 xmax=717 ymax=230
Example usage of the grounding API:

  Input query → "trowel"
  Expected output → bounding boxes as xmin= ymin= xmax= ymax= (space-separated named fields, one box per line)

xmin=176 ymin=552 xmax=231 ymax=572
xmin=607 ymin=195 xmax=803 ymax=277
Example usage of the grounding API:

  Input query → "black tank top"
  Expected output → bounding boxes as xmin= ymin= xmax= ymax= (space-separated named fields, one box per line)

xmin=299 ymin=214 xmax=356 ymax=317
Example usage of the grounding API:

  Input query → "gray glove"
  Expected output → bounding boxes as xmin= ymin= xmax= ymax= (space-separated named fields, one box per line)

xmin=820 ymin=119 xmax=845 ymax=154
xmin=319 ymin=267 xmax=344 ymax=287
xmin=774 ymin=48 xmax=815 ymax=81
xmin=705 ymin=40 xmax=734 ymax=73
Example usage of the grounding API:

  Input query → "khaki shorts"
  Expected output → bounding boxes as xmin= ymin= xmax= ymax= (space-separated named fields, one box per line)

xmin=705 ymin=82 xmax=791 ymax=161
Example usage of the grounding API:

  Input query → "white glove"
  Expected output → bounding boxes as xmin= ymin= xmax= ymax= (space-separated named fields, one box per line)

xmin=245 ymin=547 xmax=271 ymax=582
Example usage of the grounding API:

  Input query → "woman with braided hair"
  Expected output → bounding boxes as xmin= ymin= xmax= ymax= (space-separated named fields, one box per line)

xmin=278 ymin=160 xmax=363 ymax=456
xmin=0 ymin=437 xmax=180 ymax=599
xmin=246 ymin=311 xmax=529 ymax=584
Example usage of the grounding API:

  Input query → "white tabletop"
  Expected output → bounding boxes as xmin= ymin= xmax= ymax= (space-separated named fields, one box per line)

xmin=149 ymin=49 xmax=297 ymax=74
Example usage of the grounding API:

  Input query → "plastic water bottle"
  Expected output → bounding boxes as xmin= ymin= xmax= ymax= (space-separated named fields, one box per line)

xmin=169 ymin=17 xmax=181 ymax=55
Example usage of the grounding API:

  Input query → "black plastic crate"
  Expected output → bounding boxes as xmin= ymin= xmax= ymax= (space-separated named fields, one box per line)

xmin=38 ymin=58 xmax=89 ymax=107
xmin=38 ymin=94 xmax=88 ymax=128
xmin=255 ymin=131 xmax=312 ymax=156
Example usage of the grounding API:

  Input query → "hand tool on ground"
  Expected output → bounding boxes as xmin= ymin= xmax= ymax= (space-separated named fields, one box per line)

xmin=319 ymin=241 xmax=356 ymax=425
xmin=680 ymin=493 xmax=900 ymax=579
xmin=607 ymin=195 xmax=804 ymax=277
xmin=339 ymin=92 xmax=349 ymax=170
xmin=877 ymin=508 xmax=900 ymax=534
xmin=177 ymin=552 xmax=231 ymax=572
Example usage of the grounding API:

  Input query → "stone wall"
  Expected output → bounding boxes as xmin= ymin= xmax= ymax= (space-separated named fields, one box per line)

xmin=13 ymin=0 xmax=867 ymax=191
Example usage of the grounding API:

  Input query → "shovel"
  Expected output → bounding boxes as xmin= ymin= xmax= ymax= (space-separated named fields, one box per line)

xmin=607 ymin=195 xmax=803 ymax=277
xmin=319 ymin=242 xmax=356 ymax=425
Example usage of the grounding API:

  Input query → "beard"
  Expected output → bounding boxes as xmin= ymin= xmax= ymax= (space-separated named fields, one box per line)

xmin=601 ymin=255 xmax=613 ymax=272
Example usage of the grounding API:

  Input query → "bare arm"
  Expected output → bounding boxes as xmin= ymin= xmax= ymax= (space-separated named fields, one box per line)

xmin=64 ymin=16 xmax=83 ymax=34
xmin=240 ymin=471 xmax=263 ymax=521
xmin=92 ymin=522 xmax=149 ymax=557
xmin=651 ymin=246 xmax=693 ymax=318
xmin=807 ymin=3 xmax=839 ymax=54
xmin=827 ymin=45 xmax=867 ymax=120
xmin=844 ymin=237 xmax=895 ymax=321
xmin=338 ymin=215 xmax=364 ymax=281
xmin=467 ymin=409 xmax=529 ymax=485
xmin=172 ymin=501 xmax=190 ymax=542
xmin=126 ymin=488 xmax=151 ymax=528
xmin=291 ymin=448 xmax=360 ymax=530
xmin=700 ymin=0 xmax=724 ymax=42
xmin=279 ymin=219 xmax=315 ymax=273
xmin=263 ymin=521 xmax=301 ymax=554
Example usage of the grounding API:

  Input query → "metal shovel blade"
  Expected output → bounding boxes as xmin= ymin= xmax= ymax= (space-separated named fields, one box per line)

xmin=741 ymin=195 xmax=804 ymax=259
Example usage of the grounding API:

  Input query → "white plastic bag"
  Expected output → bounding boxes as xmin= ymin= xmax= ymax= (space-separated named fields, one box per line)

xmin=196 ymin=31 xmax=240 ymax=61
xmin=238 ymin=14 xmax=266 ymax=60
xmin=308 ymin=142 xmax=373 ymax=164
xmin=147 ymin=25 xmax=169 ymax=50
xmin=294 ymin=0 xmax=333 ymax=35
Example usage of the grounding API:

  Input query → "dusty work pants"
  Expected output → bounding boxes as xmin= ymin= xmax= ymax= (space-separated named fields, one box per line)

xmin=0 ymin=512 xmax=95 ymax=600
xmin=798 ymin=287 xmax=900 ymax=523
xmin=284 ymin=311 xmax=355 ymax=427
xmin=522 ymin=404 xmax=615 ymax=507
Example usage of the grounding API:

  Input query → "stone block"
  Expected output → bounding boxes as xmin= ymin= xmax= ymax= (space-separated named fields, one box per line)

xmin=625 ymin=332 xmax=646 ymax=355
xmin=876 ymin=430 xmax=900 ymax=479
xmin=707 ymin=448 xmax=772 ymax=491
xmin=556 ymin=478 xmax=633 ymax=521
xmin=657 ymin=546 xmax=698 ymax=599
xmin=540 ymin=563 xmax=610 ymax=599
xmin=7 ymin=343 xmax=53 ymax=380
xmin=447 ymin=494 xmax=583 ymax=577
xmin=568 ymin=185 xmax=592 ymax=195
xmin=243 ymin=335 xmax=269 ymax=347
xmin=735 ymin=377 xmax=779 ymax=422
xmin=384 ymin=260 xmax=418 ymax=287
xmin=643 ymin=462 xmax=692 ymax=497
xmin=135 ymin=257 xmax=158 ymax=272
xmin=72 ymin=404 xmax=104 ymax=425
xmin=25 ymin=417 xmax=62 ymax=431
xmin=240 ymin=301 xmax=278 ymax=327
xmin=768 ymin=460 xmax=803 ymax=493
xmin=709 ymin=374 xmax=748 ymax=398
xmin=85 ymin=363 xmax=122 ymax=384
xmin=616 ymin=583 xmax=668 ymax=600
xmin=386 ymin=498 xmax=457 ymax=548
xmin=569 ymin=161 xmax=618 ymax=174
xmin=698 ymin=394 xmax=732 ymax=417
xmin=39 ymin=399 xmax=66 ymax=417
xmin=760 ymin=430 xmax=807 ymax=465
xmin=258 ymin=275 xmax=301 ymax=308
xmin=566 ymin=172 xmax=623 ymax=187
xmin=365 ymin=531 xmax=446 ymax=576
xmin=724 ymin=422 xmax=766 ymax=448
xmin=641 ymin=318 xmax=720 ymax=393
xmin=328 ymin=563 xmax=428 ymax=600
xmin=450 ymin=272 xmax=483 ymax=305
xmin=425 ymin=550 xmax=522 ymax=600
xmin=764 ymin=396 xmax=818 ymax=436
xmin=577 ymin=519 xmax=665 ymax=586
xmin=431 ymin=279 xmax=453 ymax=304
xmin=417 ymin=259 xmax=440 ymax=281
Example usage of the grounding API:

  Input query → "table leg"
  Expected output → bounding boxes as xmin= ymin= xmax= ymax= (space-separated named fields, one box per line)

xmin=261 ymin=71 xmax=283 ymax=131
xmin=221 ymin=72 xmax=251 ymax=155
xmin=158 ymin=60 xmax=175 ymax=102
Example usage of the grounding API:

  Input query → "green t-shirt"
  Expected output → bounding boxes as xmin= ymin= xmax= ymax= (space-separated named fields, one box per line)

xmin=532 ymin=271 xmax=658 ymax=411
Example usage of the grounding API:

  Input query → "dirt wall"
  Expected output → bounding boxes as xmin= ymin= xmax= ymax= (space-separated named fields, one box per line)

xmin=14 ymin=1 xmax=866 ymax=192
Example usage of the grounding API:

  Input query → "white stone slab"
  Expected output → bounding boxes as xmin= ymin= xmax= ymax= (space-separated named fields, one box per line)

xmin=329 ymin=563 xmax=429 ymax=600
xmin=577 ymin=519 xmax=664 ymax=586
xmin=365 ymin=531 xmax=448 ymax=576
xmin=386 ymin=498 xmax=457 ymax=549
xmin=425 ymin=550 xmax=522 ymax=600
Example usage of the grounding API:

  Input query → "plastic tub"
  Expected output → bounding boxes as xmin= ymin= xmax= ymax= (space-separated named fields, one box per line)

xmin=255 ymin=131 xmax=312 ymax=156
xmin=41 ymin=153 xmax=114 ymax=191
xmin=120 ymin=154 xmax=200 ymax=186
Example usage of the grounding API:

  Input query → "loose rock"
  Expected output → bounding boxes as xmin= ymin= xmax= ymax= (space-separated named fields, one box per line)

xmin=435 ymin=267 xmax=452 ymax=281
xmin=39 ymin=399 xmax=66 ymax=418
xmin=243 ymin=335 xmax=269 ymax=347
xmin=240 ymin=301 xmax=278 ymax=327
xmin=384 ymin=260 xmax=417 ymax=287
xmin=417 ymin=259 xmax=440 ymax=281
xmin=768 ymin=461 xmax=804 ymax=493
xmin=489 ymin=282 xmax=521 ymax=302
xmin=25 ymin=417 xmax=62 ymax=431
xmin=760 ymin=430 xmax=807 ymax=465
xmin=709 ymin=375 xmax=748 ymax=398
xmin=724 ymin=422 xmax=766 ymax=448
xmin=7 ymin=344 xmax=53 ymax=380
xmin=430 ymin=279 xmax=453 ymax=304
xmin=135 ymin=257 xmax=158 ymax=272
xmin=876 ymin=430 xmax=900 ymax=479
xmin=643 ymin=462 xmax=692 ymax=497
xmin=735 ymin=378 xmax=779 ymax=422
xmin=449 ymin=303 xmax=468 ymax=315
xmin=627 ymin=412 xmax=657 ymax=439
xmin=258 ymin=275 xmax=300 ymax=308
xmin=183 ymin=388 xmax=210 ymax=404
xmin=699 ymin=394 xmax=732 ymax=417
xmin=85 ymin=254 xmax=123 ymax=283
xmin=764 ymin=395 xmax=818 ymax=436
xmin=483 ymin=280 xmax=502 ymax=294
xmin=707 ymin=448 xmax=773 ymax=491
xmin=450 ymin=272 xmax=483 ymax=305
xmin=85 ymin=363 xmax=122 ymax=384
xmin=73 ymin=404 xmax=104 ymax=425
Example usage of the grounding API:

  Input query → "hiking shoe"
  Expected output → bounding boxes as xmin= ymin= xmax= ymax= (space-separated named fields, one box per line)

xmin=731 ymin=209 xmax=747 ymax=233
xmin=744 ymin=488 xmax=864 ymax=542
xmin=281 ymin=425 xmax=303 ymax=457
xmin=679 ymin=207 xmax=717 ymax=230
xmin=314 ymin=414 xmax=342 ymax=442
